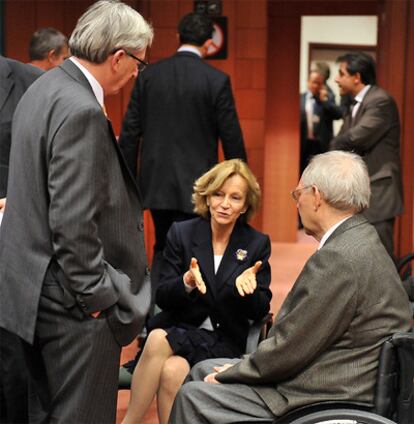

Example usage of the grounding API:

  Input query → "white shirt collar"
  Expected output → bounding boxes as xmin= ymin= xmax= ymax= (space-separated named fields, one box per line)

xmin=177 ymin=45 xmax=202 ymax=58
xmin=354 ymin=84 xmax=371 ymax=104
xmin=69 ymin=57 xmax=104 ymax=108
xmin=318 ymin=216 xmax=352 ymax=249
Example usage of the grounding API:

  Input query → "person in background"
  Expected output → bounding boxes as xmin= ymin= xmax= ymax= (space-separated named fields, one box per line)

xmin=122 ymin=159 xmax=271 ymax=424
xmin=118 ymin=12 xmax=246 ymax=313
xmin=0 ymin=54 xmax=43 ymax=424
xmin=0 ymin=1 xmax=153 ymax=422
xmin=29 ymin=27 xmax=69 ymax=71
xmin=330 ymin=52 xmax=403 ymax=258
xmin=300 ymin=69 xmax=342 ymax=174
xmin=169 ymin=151 xmax=412 ymax=424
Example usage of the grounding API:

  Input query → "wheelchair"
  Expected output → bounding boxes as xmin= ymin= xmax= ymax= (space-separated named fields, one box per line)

xmin=269 ymin=330 xmax=414 ymax=424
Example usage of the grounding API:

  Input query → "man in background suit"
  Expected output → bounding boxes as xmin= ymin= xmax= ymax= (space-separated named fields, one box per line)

xmin=330 ymin=52 xmax=403 ymax=257
xmin=300 ymin=69 xmax=342 ymax=174
xmin=28 ymin=27 xmax=69 ymax=71
xmin=0 ymin=1 xmax=153 ymax=422
xmin=119 ymin=12 xmax=246 ymax=303
xmin=0 ymin=55 xmax=42 ymax=424
xmin=169 ymin=151 xmax=412 ymax=423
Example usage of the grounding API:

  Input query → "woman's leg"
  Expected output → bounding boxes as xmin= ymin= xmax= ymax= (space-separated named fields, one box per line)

xmin=122 ymin=329 xmax=173 ymax=424
xmin=157 ymin=355 xmax=190 ymax=424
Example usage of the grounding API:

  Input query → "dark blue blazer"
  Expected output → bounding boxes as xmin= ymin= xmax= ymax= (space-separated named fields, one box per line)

xmin=152 ymin=217 xmax=272 ymax=355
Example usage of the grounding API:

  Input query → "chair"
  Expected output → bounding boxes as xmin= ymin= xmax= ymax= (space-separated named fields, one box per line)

xmin=397 ymin=252 xmax=414 ymax=306
xmin=269 ymin=330 xmax=414 ymax=424
xmin=118 ymin=313 xmax=273 ymax=390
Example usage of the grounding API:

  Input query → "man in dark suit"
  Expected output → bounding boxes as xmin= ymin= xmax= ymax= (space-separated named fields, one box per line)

xmin=300 ymin=69 xmax=342 ymax=174
xmin=0 ymin=55 xmax=42 ymax=424
xmin=119 ymin=12 xmax=246 ymax=299
xmin=169 ymin=151 xmax=412 ymax=423
xmin=0 ymin=1 xmax=153 ymax=422
xmin=330 ymin=52 xmax=403 ymax=257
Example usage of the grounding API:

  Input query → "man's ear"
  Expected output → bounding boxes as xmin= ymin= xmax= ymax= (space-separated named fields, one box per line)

xmin=47 ymin=49 xmax=56 ymax=62
xmin=312 ymin=185 xmax=322 ymax=211
xmin=203 ymin=39 xmax=213 ymax=50
xmin=111 ymin=49 xmax=125 ymax=69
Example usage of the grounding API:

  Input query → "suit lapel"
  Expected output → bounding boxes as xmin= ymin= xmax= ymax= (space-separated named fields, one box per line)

xmin=192 ymin=219 xmax=216 ymax=297
xmin=353 ymin=85 xmax=375 ymax=126
xmin=0 ymin=59 xmax=14 ymax=113
xmin=58 ymin=59 xmax=142 ymax=201
xmin=215 ymin=222 xmax=248 ymax=291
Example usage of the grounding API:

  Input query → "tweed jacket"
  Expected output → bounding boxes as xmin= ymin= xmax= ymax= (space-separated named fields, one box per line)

xmin=217 ymin=215 xmax=412 ymax=416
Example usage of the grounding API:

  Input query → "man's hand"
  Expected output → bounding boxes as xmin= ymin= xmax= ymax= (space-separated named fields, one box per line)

xmin=183 ymin=257 xmax=207 ymax=294
xmin=0 ymin=198 xmax=6 ymax=211
xmin=235 ymin=261 xmax=262 ymax=297
xmin=204 ymin=363 xmax=234 ymax=384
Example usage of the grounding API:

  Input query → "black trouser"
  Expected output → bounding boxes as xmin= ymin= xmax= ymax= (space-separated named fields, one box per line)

xmin=0 ymin=328 xmax=29 ymax=424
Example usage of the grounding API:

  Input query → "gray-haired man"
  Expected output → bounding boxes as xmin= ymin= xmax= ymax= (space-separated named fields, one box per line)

xmin=169 ymin=151 xmax=412 ymax=424
xmin=0 ymin=1 xmax=153 ymax=422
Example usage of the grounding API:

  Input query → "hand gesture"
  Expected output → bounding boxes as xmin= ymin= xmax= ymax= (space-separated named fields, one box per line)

xmin=235 ymin=261 xmax=262 ymax=297
xmin=183 ymin=257 xmax=207 ymax=294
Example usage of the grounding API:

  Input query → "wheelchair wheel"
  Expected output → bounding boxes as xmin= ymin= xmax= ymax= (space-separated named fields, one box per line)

xmin=288 ymin=408 xmax=396 ymax=424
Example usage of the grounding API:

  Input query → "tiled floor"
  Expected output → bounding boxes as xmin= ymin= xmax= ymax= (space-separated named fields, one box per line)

xmin=116 ymin=231 xmax=318 ymax=423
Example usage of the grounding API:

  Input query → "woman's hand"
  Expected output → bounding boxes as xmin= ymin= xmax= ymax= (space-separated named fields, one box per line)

xmin=183 ymin=257 xmax=207 ymax=294
xmin=235 ymin=261 xmax=262 ymax=297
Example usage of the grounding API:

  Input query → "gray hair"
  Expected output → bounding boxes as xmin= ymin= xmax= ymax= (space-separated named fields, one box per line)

xmin=301 ymin=151 xmax=370 ymax=213
xmin=29 ymin=28 xmax=68 ymax=61
xmin=69 ymin=0 xmax=153 ymax=64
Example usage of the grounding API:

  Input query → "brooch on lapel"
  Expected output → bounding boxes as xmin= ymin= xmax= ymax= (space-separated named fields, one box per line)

xmin=235 ymin=249 xmax=248 ymax=262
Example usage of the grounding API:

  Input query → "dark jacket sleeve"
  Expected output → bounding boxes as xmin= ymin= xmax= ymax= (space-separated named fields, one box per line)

xmin=216 ymin=76 xmax=247 ymax=162
xmin=118 ymin=77 xmax=143 ymax=176
xmin=155 ymin=223 xmax=202 ymax=310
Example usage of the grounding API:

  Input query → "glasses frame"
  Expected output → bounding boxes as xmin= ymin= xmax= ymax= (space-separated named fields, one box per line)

xmin=290 ymin=185 xmax=313 ymax=202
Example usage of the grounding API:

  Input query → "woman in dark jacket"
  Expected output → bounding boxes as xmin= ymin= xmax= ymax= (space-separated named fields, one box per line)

xmin=122 ymin=159 xmax=272 ymax=424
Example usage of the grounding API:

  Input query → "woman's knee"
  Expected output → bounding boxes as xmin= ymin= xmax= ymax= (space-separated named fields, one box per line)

xmin=160 ymin=357 xmax=189 ymax=390
xmin=142 ymin=329 xmax=169 ymax=356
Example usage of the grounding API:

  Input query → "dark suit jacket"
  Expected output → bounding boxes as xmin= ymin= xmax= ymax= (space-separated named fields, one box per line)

xmin=0 ymin=56 xmax=43 ymax=197
xmin=118 ymin=51 xmax=246 ymax=213
xmin=152 ymin=217 xmax=272 ymax=354
xmin=330 ymin=85 xmax=403 ymax=223
xmin=300 ymin=91 xmax=342 ymax=152
xmin=0 ymin=59 xmax=150 ymax=346
xmin=217 ymin=215 xmax=412 ymax=416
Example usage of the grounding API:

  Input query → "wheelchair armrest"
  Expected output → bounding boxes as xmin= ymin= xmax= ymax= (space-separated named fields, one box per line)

xmin=245 ymin=313 xmax=273 ymax=354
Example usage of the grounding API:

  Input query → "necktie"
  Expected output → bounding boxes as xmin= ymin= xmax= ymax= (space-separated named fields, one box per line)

xmin=350 ymin=98 xmax=359 ymax=119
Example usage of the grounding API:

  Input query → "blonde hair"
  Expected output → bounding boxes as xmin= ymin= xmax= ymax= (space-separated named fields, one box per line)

xmin=192 ymin=159 xmax=261 ymax=222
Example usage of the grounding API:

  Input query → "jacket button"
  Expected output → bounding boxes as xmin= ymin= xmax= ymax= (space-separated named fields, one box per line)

xmin=145 ymin=267 xmax=150 ymax=276
xmin=137 ymin=221 xmax=144 ymax=231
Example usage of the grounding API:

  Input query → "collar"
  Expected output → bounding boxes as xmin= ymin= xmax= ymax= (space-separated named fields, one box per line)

xmin=69 ymin=57 xmax=104 ymax=107
xmin=318 ymin=215 xmax=353 ymax=249
xmin=177 ymin=45 xmax=202 ymax=58
xmin=354 ymin=84 xmax=371 ymax=104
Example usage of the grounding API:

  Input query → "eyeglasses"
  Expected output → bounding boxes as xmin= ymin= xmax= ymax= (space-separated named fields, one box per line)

xmin=290 ymin=185 xmax=312 ymax=202
xmin=125 ymin=51 xmax=148 ymax=72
